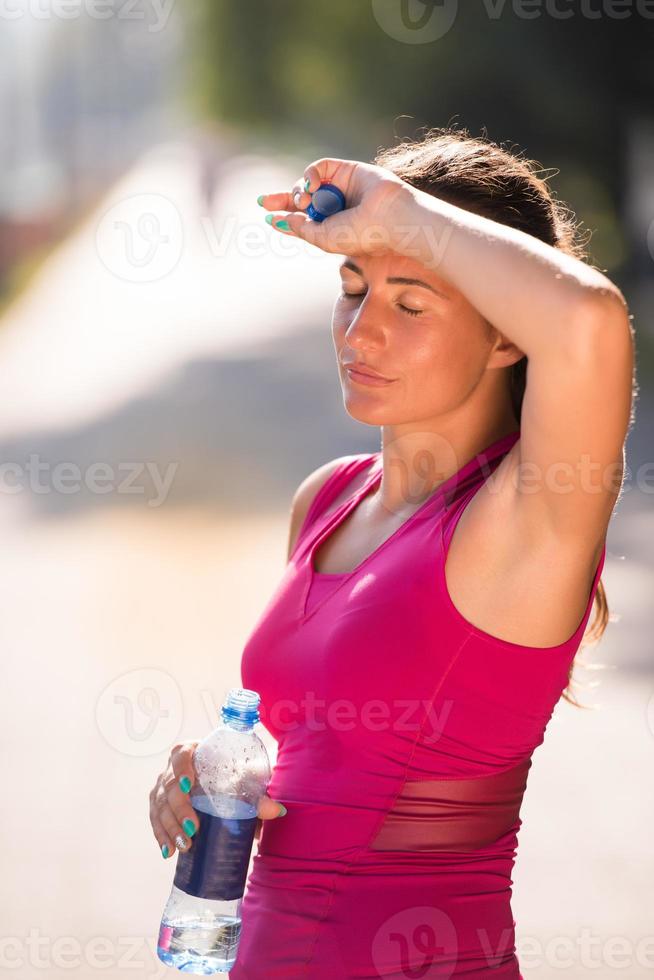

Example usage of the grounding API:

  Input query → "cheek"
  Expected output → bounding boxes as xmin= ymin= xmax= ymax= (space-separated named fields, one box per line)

xmin=395 ymin=324 xmax=453 ymax=376
xmin=410 ymin=318 xmax=486 ymax=376
xmin=397 ymin=324 xmax=488 ymax=412
xmin=331 ymin=304 xmax=487 ymax=385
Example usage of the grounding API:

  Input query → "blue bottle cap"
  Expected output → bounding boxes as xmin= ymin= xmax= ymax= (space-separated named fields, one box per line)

xmin=306 ymin=182 xmax=346 ymax=223
xmin=222 ymin=688 xmax=260 ymax=726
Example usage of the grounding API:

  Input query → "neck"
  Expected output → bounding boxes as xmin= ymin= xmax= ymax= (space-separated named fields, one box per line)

xmin=375 ymin=412 xmax=519 ymax=517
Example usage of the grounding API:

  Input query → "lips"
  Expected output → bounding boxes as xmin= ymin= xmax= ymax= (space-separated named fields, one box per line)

xmin=342 ymin=362 xmax=394 ymax=382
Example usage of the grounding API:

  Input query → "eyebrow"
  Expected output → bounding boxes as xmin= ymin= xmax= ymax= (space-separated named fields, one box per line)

xmin=339 ymin=259 xmax=449 ymax=300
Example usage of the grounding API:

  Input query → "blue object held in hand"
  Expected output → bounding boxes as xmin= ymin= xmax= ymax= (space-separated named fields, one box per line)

xmin=306 ymin=182 xmax=346 ymax=223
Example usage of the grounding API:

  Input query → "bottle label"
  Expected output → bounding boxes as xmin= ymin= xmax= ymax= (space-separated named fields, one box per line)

xmin=173 ymin=806 xmax=257 ymax=902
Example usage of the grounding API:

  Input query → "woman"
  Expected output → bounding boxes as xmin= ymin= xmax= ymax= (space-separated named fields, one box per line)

xmin=149 ymin=127 xmax=634 ymax=977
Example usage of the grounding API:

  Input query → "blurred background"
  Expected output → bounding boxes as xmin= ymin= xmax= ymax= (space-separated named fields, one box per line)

xmin=1 ymin=1 xmax=652 ymax=977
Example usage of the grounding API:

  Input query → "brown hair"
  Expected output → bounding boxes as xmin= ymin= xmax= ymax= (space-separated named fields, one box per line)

xmin=373 ymin=124 xmax=616 ymax=708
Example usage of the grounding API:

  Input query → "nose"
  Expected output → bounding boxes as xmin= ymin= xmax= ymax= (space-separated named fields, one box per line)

xmin=343 ymin=294 xmax=386 ymax=351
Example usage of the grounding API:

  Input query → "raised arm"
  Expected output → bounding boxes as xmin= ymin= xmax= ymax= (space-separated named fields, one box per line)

xmin=263 ymin=159 xmax=634 ymax=550
xmin=389 ymin=187 xmax=634 ymax=547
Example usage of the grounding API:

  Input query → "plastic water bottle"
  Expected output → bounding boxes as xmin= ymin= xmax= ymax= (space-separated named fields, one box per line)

xmin=306 ymin=181 xmax=346 ymax=222
xmin=156 ymin=688 xmax=271 ymax=974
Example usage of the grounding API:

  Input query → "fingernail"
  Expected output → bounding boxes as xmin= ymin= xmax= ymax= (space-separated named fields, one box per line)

xmin=161 ymin=843 xmax=170 ymax=858
xmin=277 ymin=804 xmax=287 ymax=817
xmin=182 ymin=818 xmax=196 ymax=837
xmin=304 ymin=178 xmax=310 ymax=191
xmin=265 ymin=214 xmax=290 ymax=232
xmin=257 ymin=194 xmax=265 ymax=206
xmin=179 ymin=776 xmax=191 ymax=794
xmin=175 ymin=834 xmax=188 ymax=851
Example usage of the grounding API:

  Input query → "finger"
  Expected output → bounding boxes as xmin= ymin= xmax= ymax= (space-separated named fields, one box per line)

xmin=149 ymin=792 xmax=175 ymax=859
xmin=150 ymin=809 xmax=175 ymax=859
xmin=156 ymin=796 xmax=196 ymax=852
xmin=258 ymin=157 xmax=353 ymax=215
xmin=303 ymin=165 xmax=321 ymax=193
xmin=265 ymin=207 xmax=362 ymax=256
xmin=258 ymin=190 xmax=309 ymax=214
xmin=289 ymin=171 xmax=317 ymax=211
xmin=256 ymin=794 xmax=288 ymax=820
xmin=150 ymin=792 xmax=192 ymax=856
xmin=260 ymin=172 xmax=329 ymax=216
xmin=170 ymin=741 xmax=198 ymax=794
xmin=303 ymin=158 xmax=352 ymax=192
xmin=291 ymin=182 xmax=311 ymax=210
xmin=165 ymin=774 xmax=201 ymax=829
xmin=167 ymin=743 xmax=201 ymax=833
xmin=168 ymin=786 xmax=201 ymax=840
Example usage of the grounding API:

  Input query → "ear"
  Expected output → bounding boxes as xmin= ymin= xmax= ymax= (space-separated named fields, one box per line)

xmin=487 ymin=328 xmax=525 ymax=370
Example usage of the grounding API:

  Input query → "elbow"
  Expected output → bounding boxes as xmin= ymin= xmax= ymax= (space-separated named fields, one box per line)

xmin=569 ymin=285 xmax=633 ymax=359
xmin=573 ymin=289 xmax=635 ymax=402
xmin=574 ymin=282 xmax=631 ymax=332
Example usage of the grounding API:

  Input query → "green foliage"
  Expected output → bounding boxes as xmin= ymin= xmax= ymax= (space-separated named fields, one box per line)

xmin=174 ymin=2 xmax=651 ymax=277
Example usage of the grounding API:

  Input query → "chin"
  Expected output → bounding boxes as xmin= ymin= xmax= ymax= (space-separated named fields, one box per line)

xmin=342 ymin=393 xmax=394 ymax=425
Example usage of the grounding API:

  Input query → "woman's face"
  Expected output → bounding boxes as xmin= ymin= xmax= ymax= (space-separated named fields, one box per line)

xmin=332 ymin=251 xmax=509 ymax=426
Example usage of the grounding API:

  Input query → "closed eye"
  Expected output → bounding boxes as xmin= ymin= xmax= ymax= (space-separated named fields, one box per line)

xmin=397 ymin=303 xmax=423 ymax=318
xmin=339 ymin=290 xmax=424 ymax=318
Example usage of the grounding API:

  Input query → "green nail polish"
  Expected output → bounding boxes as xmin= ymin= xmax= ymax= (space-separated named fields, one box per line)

xmin=277 ymin=804 xmax=288 ymax=817
xmin=257 ymin=194 xmax=265 ymax=207
xmin=161 ymin=844 xmax=169 ymax=858
xmin=276 ymin=219 xmax=290 ymax=232
xmin=182 ymin=818 xmax=196 ymax=837
xmin=304 ymin=178 xmax=310 ymax=191
xmin=265 ymin=213 xmax=274 ymax=225
xmin=179 ymin=776 xmax=191 ymax=794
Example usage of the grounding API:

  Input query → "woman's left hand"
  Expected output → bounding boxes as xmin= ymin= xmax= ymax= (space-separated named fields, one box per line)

xmin=258 ymin=157 xmax=411 ymax=257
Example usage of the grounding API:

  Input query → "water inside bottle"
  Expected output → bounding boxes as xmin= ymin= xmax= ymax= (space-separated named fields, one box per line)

xmin=157 ymin=910 xmax=241 ymax=974
xmin=157 ymin=795 xmax=258 ymax=974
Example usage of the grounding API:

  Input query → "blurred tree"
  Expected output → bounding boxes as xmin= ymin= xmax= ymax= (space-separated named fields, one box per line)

xmin=183 ymin=0 xmax=652 ymax=278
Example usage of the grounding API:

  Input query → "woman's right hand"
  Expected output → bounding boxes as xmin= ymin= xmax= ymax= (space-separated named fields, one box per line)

xmin=149 ymin=740 xmax=288 ymax=859
xmin=258 ymin=158 xmax=411 ymax=258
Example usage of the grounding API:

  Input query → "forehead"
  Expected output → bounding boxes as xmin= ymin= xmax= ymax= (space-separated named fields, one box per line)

xmin=339 ymin=253 xmax=451 ymax=299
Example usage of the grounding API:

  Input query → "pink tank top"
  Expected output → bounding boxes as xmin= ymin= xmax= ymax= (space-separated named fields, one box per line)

xmin=243 ymin=426 xmax=606 ymax=768
xmin=234 ymin=429 xmax=607 ymax=978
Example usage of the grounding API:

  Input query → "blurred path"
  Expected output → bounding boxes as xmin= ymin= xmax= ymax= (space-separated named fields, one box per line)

xmin=0 ymin=133 xmax=651 ymax=979
xmin=0 ymin=139 xmax=341 ymax=436
xmin=0 ymin=505 xmax=652 ymax=979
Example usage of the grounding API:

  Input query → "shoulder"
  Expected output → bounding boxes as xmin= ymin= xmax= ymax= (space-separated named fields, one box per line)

xmin=443 ymin=442 xmax=607 ymax=648
xmin=448 ymin=439 xmax=607 ymax=569
xmin=287 ymin=454 xmax=369 ymax=560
